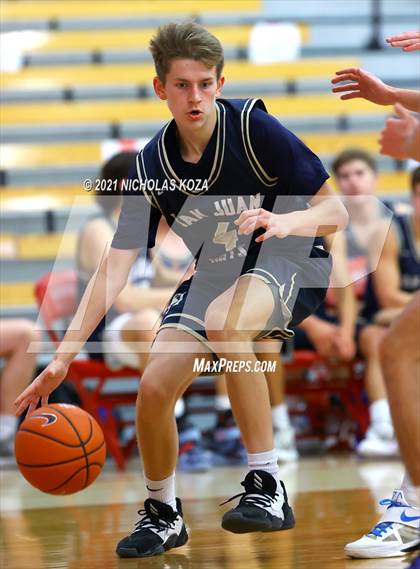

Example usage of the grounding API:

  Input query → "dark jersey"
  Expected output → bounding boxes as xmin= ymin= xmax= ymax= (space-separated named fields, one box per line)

xmin=111 ymin=98 xmax=329 ymax=278
xmin=362 ymin=212 xmax=420 ymax=321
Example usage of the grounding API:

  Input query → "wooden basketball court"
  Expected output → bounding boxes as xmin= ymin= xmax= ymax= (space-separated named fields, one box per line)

xmin=1 ymin=455 xmax=416 ymax=569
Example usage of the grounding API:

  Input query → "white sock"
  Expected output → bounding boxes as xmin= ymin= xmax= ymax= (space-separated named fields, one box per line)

xmin=247 ymin=449 xmax=283 ymax=494
xmin=215 ymin=395 xmax=230 ymax=412
xmin=174 ymin=399 xmax=185 ymax=419
xmin=370 ymin=399 xmax=392 ymax=426
xmin=271 ymin=403 xmax=291 ymax=431
xmin=144 ymin=473 xmax=177 ymax=511
xmin=0 ymin=414 xmax=18 ymax=441
xmin=401 ymin=471 xmax=420 ymax=508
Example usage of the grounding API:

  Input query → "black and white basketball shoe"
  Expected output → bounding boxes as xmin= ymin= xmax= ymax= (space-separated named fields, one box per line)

xmin=116 ymin=498 xmax=188 ymax=558
xmin=221 ymin=470 xmax=295 ymax=533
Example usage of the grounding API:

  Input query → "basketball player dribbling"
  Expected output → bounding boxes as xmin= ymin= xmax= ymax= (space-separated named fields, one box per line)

xmin=15 ymin=23 xmax=348 ymax=558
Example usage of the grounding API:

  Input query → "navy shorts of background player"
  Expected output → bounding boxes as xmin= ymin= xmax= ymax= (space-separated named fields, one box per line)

xmin=111 ymin=98 xmax=332 ymax=346
xmin=361 ymin=210 xmax=420 ymax=323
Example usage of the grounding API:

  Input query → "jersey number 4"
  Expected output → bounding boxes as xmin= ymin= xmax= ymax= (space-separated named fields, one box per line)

xmin=213 ymin=222 xmax=239 ymax=252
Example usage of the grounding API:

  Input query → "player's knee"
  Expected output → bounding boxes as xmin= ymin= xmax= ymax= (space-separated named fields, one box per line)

xmin=205 ymin=319 xmax=251 ymax=344
xmin=359 ymin=325 xmax=383 ymax=356
xmin=17 ymin=320 xmax=41 ymax=349
xmin=122 ymin=310 xmax=159 ymax=344
xmin=379 ymin=329 xmax=407 ymax=373
xmin=137 ymin=374 xmax=172 ymax=414
xmin=137 ymin=356 xmax=182 ymax=414
xmin=379 ymin=329 xmax=392 ymax=359
xmin=133 ymin=309 xmax=160 ymax=329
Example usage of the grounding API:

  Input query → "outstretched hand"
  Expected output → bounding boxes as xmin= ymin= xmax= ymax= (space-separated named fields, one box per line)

xmin=14 ymin=359 xmax=69 ymax=417
xmin=386 ymin=31 xmax=420 ymax=52
xmin=331 ymin=67 xmax=394 ymax=106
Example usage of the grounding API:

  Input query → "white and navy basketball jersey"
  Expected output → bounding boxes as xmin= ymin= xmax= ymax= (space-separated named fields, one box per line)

xmin=362 ymin=211 xmax=420 ymax=321
xmin=112 ymin=98 xmax=329 ymax=275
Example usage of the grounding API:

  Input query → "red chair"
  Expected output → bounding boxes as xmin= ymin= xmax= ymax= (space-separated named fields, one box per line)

xmin=34 ymin=271 xmax=139 ymax=470
xmin=284 ymin=351 xmax=368 ymax=447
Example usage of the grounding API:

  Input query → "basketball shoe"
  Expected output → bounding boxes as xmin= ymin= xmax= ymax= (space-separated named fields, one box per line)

xmin=357 ymin=421 xmax=399 ymax=458
xmin=221 ymin=470 xmax=295 ymax=533
xmin=344 ymin=488 xmax=420 ymax=558
xmin=116 ymin=498 xmax=188 ymax=558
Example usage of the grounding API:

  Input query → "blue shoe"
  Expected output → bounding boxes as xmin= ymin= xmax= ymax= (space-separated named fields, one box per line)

xmin=177 ymin=427 xmax=212 ymax=473
xmin=344 ymin=489 xmax=420 ymax=558
xmin=210 ymin=425 xmax=247 ymax=466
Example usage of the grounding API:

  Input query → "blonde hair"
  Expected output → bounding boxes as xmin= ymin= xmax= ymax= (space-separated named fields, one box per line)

xmin=149 ymin=22 xmax=224 ymax=83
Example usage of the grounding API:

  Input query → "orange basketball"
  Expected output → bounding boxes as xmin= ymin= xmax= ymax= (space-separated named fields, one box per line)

xmin=15 ymin=403 xmax=106 ymax=495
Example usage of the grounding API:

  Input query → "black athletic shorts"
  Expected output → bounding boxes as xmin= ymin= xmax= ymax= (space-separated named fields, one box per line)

xmin=158 ymin=249 xmax=332 ymax=350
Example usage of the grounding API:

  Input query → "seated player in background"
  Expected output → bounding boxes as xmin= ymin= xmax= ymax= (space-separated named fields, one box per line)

xmin=212 ymin=172 xmax=360 ymax=465
xmin=272 ymin=150 xmax=380 ymax=456
xmin=0 ymin=319 xmax=40 ymax=462
xmin=77 ymin=152 xmax=160 ymax=370
xmin=329 ymin=149 xmax=400 ymax=458
xmin=77 ymin=151 xmax=211 ymax=472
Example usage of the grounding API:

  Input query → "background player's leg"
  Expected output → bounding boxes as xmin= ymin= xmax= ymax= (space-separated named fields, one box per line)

xmin=357 ymin=324 xmax=398 ymax=457
xmin=0 ymin=319 xmax=40 ymax=413
xmin=359 ymin=325 xmax=389 ymax=402
xmin=257 ymin=343 xmax=298 ymax=462
xmin=0 ymin=319 xmax=40 ymax=458
xmin=210 ymin=375 xmax=247 ymax=465
xmin=380 ymin=294 xmax=420 ymax=486
xmin=136 ymin=328 xmax=213 ymax=481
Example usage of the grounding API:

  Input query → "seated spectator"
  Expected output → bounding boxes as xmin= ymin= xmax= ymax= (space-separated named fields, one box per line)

xmin=77 ymin=152 xmax=211 ymax=472
xmin=0 ymin=319 xmax=40 ymax=462
xmin=284 ymin=149 xmax=390 ymax=456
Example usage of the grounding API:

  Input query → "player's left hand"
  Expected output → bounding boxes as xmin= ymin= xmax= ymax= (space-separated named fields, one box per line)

xmin=386 ymin=31 xmax=420 ymax=52
xmin=331 ymin=67 xmax=394 ymax=106
xmin=332 ymin=328 xmax=356 ymax=361
xmin=234 ymin=209 xmax=292 ymax=242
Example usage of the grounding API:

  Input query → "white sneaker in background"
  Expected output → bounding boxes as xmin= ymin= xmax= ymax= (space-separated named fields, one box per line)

xmin=274 ymin=426 xmax=299 ymax=463
xmin=357 ymin=423 xmax=399 ymax=458
xmin=344 ymin=488 xmax=420 ymax=558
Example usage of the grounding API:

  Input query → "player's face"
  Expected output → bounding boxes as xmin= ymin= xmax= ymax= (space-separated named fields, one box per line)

xmin=153 ymin=59 xmax=224 ymax=131
xmin=335 ymin=160 xmax=377 ymax=198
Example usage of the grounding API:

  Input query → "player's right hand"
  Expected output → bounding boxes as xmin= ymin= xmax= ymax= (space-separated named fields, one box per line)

xmin=14 ymin=359 xmax=69 ymax=417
